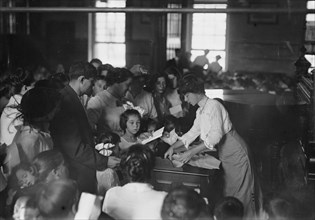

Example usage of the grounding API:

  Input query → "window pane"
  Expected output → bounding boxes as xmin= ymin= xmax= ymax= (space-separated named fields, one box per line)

xmin=94 ymin=0 xmax=126 ymax=65
xmin=191 ymin=50 xmax=226 ymax=71
xmin=191 ymin=3 xmax=227 ymax=69
xmin=167 ymin=4 xmax=182 ymax=60
xmin=94 ymin=43 xmax=126 ymax=67
xmin=307 ymin=1 xmax=315 ymax=9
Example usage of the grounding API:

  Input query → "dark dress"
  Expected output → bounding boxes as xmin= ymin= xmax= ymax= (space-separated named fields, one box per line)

xmin=50 ymin=85 xmax=108 ymax=194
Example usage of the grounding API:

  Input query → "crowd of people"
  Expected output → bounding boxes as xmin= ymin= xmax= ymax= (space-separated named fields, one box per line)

xmin=0 ymin=55 xmax=313 ymax=220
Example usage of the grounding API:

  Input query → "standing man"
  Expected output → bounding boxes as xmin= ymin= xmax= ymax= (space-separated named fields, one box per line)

xmin=50 ymin=61 xmax=120 ymax=194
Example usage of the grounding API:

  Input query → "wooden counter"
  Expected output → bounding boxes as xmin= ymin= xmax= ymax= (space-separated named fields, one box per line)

xmin=151 ymin=157 xmax=221 ymax=206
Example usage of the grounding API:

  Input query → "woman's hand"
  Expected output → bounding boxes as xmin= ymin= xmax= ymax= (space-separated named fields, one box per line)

xmin=178 ymin=149 xmax=194 ymax=164
xmin=164 ymin=146 xmax=174 ymax=159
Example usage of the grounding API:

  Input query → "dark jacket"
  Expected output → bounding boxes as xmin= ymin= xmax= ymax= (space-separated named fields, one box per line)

xmin=50 ymin=85 xmax=108 ymax=194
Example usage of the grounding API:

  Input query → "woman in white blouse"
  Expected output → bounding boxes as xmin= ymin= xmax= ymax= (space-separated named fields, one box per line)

xmin=164 ymin=75 xmax=262 ymax=219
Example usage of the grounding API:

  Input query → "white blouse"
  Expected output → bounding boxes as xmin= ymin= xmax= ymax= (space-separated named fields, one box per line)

xmin=179 ymin=96 xmax=232 ymax=150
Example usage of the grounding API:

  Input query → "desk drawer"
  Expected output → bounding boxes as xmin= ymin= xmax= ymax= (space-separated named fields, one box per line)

xmin=151 ymin=170 xmax=211 ymax=199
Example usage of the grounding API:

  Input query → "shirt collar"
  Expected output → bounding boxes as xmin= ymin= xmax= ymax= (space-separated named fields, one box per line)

xmin=123 ymin=182 xmax=153 ymax=192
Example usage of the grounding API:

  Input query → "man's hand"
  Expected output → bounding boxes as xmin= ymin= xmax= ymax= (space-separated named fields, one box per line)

xmin=107 ymin=156 xmax=121 ymax=168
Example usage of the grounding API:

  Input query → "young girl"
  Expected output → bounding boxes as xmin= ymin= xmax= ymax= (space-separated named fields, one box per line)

xmin=95 ymin=132 xmax=121 ymax=195
xmin=119 ymin=109 xmax=142 ymax=152
xmin=6 ymin=163 xmax=37 ymax=215
xmin=9 ymin=163 xmax=37 ymax=190
xmin=96 ymin=131 xmax=121 ymax=157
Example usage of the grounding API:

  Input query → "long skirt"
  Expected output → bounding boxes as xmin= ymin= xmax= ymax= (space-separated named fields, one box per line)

xmin=217 ymin=129 xmax=263 ymax=219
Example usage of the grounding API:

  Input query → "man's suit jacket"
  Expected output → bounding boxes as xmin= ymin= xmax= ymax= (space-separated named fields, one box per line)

xmin=50 ymin=85 xmax=108 ymax=194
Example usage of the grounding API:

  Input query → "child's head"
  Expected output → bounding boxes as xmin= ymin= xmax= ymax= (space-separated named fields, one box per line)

xmin=162 ymin=115 xmax=181 ymax=146
xmin=161 ymin=185 xmax=209 ymax=220
xmin=36 ymin=179 xmax=79 ymax=219
xmin=10 ymin=163 xmax=36 ymax=189
xmin=97 ymin=131 xmax=121 ymax=156
xmin=146 ymin=118 xmax=158 ymax=134
xmin=32 ymin=150 xmax=69 ymax=183
xmin=120 ymin=144 xmax=155 ymax=183
xmin=214 ymin=196 xmax=244 ymax=220
xmin=93 ymin=75 xmax=107 ymax=96
xmin=120 ymin=109 xmax=141 ymax=135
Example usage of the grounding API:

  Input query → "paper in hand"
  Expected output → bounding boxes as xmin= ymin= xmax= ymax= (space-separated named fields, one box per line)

xmin=74 ymin=193 xmax=103 ymax=220
xmin=141 ymin=127 xmax=164 ymax=145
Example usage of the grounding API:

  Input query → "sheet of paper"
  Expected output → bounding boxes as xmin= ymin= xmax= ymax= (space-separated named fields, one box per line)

xmin=74 ymin=193 xmax=102 ymax=220
xmin=141 ymin=127 xmax=164 ymax=145
xmin=169 ymin=104 xmax=183 ymax=116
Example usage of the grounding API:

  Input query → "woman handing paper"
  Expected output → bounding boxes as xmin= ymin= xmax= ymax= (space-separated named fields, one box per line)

xmin=164 ymin=75 xmax=262 ymax=219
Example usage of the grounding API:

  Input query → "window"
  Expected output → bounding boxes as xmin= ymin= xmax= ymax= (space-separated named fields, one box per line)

xmin=305 ymin=0 xmax=315 ymax=71
xmin=93 ymin=0 xmax=126 ymax=67
xmin=191 ymin=3 xmax=227 ymax=70
xmin=166 ymin=4 xmax=182 ymax=60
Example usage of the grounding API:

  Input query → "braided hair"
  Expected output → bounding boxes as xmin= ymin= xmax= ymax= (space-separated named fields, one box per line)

xmin=120 ymin=144 xmax=155 ymax=183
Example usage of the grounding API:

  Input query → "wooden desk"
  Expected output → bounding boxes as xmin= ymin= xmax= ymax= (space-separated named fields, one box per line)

xmin=151 ymin=157 xmax=220 ymax=206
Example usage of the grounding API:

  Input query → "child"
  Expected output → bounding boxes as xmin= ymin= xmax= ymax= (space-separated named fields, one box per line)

xmin=146 ymin=118 xmax=158 ymax=135
xmin=214 ymin=196 xmax=244 ymax=220
xmin=95 ymin=131 xmax=121 ymax=195
xmin=119 ymin=109 xmax=142 ymax=152
xmin=96 ymin=131 xmax=121 ymax=157
xmin=6 ymin=163 xmax=37 ymax=213
xmin=10 ymin=163 xmax=36 ymax=189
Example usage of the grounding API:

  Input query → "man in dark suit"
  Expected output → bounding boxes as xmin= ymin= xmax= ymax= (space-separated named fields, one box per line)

xmin=50 ymin=61 xmax=120 ymax=194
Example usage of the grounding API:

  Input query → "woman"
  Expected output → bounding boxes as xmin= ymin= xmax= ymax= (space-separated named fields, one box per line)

xmin=102 ymin=144 xmax=167 ymax=220
xmin=87 ymin=67 xmax=133 ymax=135
xmin=164 ymin=75 xmax=262 ymax=219
xmin=4 ymin=87 xmax=61 ymax=174
xmin=148 ymin=73 xmax=171 ymax=127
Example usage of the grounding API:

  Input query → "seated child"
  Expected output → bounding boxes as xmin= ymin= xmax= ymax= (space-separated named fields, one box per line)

xmin=214 ymin=196 xmax=244 ymax=220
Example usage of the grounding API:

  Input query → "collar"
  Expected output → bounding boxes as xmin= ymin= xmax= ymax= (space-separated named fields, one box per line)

xmin=198 ymin=95 xmax=208 ymax=108
xmin=123 ymin=182 xmax=153 ymax=192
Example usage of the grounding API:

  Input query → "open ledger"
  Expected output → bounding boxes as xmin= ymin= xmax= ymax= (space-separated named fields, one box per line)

xmin=141 ymin=127 xmax=164 ymax=145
